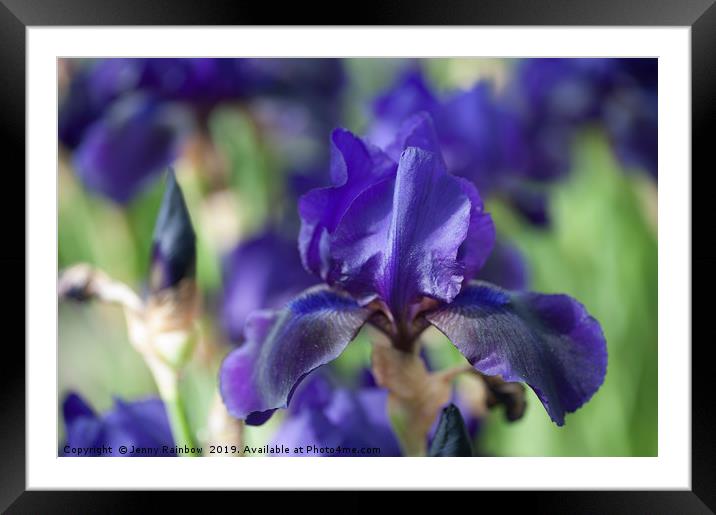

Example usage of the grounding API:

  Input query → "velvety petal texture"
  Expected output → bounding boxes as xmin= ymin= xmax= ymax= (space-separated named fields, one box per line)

xmin=298 ymin=129 xmax=397 ymax=279
xmin=300 ymin=114 xmax=495 ymax=317
xmin=425 ymin=281 xmax=607 ymax=425
xmin=219 ymin=286 xmax=372 ymax=423
xmin=61 ymin=393 xmax=176 ymax=456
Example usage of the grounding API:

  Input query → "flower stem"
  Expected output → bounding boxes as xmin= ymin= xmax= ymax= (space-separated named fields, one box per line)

xmin=147 ymin=356 xmax=200 ymax=457
xmin=164 ymin=388 xmax=200 ymax=456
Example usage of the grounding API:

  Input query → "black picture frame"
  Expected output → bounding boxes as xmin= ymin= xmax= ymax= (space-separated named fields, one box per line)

xmin=2 ymin=0 xmax=714 ymax=511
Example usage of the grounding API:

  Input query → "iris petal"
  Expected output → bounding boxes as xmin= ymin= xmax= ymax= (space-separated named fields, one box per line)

xmin=298 ymin=129 xmax=396 ymax=278
xmin=426 ymin=281 xmax=607 ymax=425
xmin=73 ymin=94 xmax=190 ymax=204
xmin=219 ymin=286 xmax=372 ymax=423
xmin=330 ymin=145 xmax=476 ymax=316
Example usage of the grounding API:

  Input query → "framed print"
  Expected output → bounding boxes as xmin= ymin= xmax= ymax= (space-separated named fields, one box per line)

xmin=2 ymin=0 xmax=714 ymax=511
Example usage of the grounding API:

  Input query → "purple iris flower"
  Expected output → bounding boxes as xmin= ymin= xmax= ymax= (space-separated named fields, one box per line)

xmin=270 ymin=371 xmax=401 ymax=457
xmin=369 ymin=69 xmax=555 ymax=226
xmin=371 ymin=71 xmax=520 ymax=193
xmin=271 ymin=369 xmax=478 ymax=457
xmin=603 ymin=88 xmax=658 ymax=179
xmin=59 ymin=59 xmax=144 ymax=150
xmin=60 ymin=392 xmax=176 ymax=456
xmin=219 ymin=113 xmax=607 ymax=427
xmin=72 ymin=94 xmax=191 ymax=204
xmin=221 ymin=230 xmax=317 ymax=343
xmin=61 ymin=58 xmax=346 ymax=203
xmin=369 ymin=69 xmax=439 ymax=150
xmin=510 ymin=58 xmax=657 ymax=179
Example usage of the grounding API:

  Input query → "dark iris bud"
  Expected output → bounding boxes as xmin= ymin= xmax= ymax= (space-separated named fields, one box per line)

xmin=150 ymin=169 xmax=196 ymax=294
xmin=428 ymin=404 xmax=473 ymax=457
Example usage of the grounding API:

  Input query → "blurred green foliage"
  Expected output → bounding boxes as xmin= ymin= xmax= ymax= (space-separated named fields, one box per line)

xmin=58 ymin=59 xmax=656 ymax=456
xmin=478 ymin=131 xmax=657 ymax=456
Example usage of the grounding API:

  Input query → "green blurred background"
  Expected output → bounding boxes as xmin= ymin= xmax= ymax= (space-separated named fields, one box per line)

xmin=58 ymin=58 xmax=657 ymax=456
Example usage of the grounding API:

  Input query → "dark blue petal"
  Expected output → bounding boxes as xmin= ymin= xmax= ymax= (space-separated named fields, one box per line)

xmin=426 ymin=281 xmax=607 ymax=426
xmin=428 ymin=404 xmax=473 ymax=457
xmin=219 ymin=287 xmax=372 ymax=423
xmin=63 ymin=391 xmax=96 ymax=425
xmin=149 ymin=170 xmax=196 ymax=293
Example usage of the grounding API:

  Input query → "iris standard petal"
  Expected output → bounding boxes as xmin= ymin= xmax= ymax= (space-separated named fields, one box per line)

xmin=298 ymin=129 xmax=396 ymax=278
xmin=219 ymin=286 xmax=372 ymax=423
xmin=425 ymin=281 xmax=607 ymax=426
xmin=331 ymin=146 xmax=473 ymax=315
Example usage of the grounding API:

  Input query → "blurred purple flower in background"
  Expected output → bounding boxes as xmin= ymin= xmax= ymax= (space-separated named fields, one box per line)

xmin=60 ymin=58 xmax=346 ymax=203
xmin=476 ymin=240 xmax=529 ymax=290
xmin=73 ymin=95 xmax=191 ymax=204
xmin=271 ymin=368 xmax=483 ymax=457
xmin=369 ymin=59 xmax=657 ymax=225
xmin=61 ymin=392 xmax=176 ymax=456
xmin=219 ymin=112 xmax=607 ymax=428
xmin=369 ymin=68 xmax=553 ymax=225
xmin=270 ymin=371 xmax=401 ymax=457
xmin=508 ymin=58 xmax=657 ymax=179
xmin=221 ymin=229 xmax=317 ymax=343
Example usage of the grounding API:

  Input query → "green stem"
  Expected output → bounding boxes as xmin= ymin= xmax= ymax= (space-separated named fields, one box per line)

xmin=164 ymin=389 xmax=200 ymax=456
xmin=147 ymin=356 xmax=200 ymax=457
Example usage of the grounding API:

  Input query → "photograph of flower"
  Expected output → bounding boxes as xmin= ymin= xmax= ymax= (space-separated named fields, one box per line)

xmin=57 ymin=58 xmax=657 ymax=458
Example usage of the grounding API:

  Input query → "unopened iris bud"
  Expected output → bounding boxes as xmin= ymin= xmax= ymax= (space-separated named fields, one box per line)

xmin=428 ymin=404 xmax=473 ymax=457
xmin=144 ymin=169 xmax=199 ymax=370
xmin=149 ymin=169 xmax=196 ymax=294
